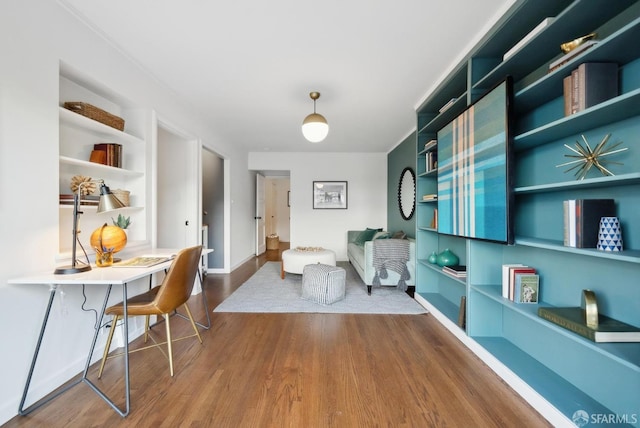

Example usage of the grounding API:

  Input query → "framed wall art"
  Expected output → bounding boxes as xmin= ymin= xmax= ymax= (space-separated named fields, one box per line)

xmin=313 ymin=181 xmax=347 ymax=209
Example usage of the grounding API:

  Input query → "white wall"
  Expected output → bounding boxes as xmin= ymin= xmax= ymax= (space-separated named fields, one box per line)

xmin=0 ymin=0 xmax=254 ymax=423
xmin=249 ymin=152 xmax=387 ymax=260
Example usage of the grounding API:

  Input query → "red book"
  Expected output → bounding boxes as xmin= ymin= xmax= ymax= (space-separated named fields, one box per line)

xmin=509 ymin=266 xmax=536 ymax=301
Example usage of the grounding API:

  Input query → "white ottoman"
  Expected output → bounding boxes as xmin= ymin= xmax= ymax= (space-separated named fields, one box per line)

xmin=280 ymin=247 xmax=336 ymax=279
xmin=301 ymin=264 xmax=346 ymax=305
xmin=281 ymin=247 xmax=336 ymax=279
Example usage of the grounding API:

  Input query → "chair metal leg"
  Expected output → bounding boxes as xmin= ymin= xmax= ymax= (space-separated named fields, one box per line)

xmin=144 ymin=315 xmax=150 ymax=342
xmin=164 ymin=314 xmax=174 ymax=376
xmin=98 ymin=314 xmax=120 ymax=379
xmin=174 ymin=270 xmax=211 ymax=329
xmin=182 ymin=303 xmax=203 ymax=344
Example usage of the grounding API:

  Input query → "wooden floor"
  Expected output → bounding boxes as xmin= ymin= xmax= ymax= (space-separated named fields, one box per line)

xmin=5 ymin=244 xmax=551 ymax=427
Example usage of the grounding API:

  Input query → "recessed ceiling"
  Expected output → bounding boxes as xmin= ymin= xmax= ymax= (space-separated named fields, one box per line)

xmin=61 ymin=0 xmax=513 ymax=153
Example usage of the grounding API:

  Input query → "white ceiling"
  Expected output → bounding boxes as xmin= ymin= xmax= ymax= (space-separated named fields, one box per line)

xmin=62 ymin=0 xmax=513 ymax=153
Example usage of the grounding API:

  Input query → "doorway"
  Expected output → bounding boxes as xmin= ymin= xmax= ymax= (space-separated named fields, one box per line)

xmin=156 ymin=124 xmax=199 ymax=250
xmin=265 ymin=176 xmax=290 ymax=243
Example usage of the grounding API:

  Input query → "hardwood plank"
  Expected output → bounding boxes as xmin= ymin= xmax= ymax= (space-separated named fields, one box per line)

xmin=5 ymin=243 xmax=550 ymax=427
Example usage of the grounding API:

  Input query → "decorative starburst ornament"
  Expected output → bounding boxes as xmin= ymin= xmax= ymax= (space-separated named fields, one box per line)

xmin=556 ymin=134 xmax=627 ymax=180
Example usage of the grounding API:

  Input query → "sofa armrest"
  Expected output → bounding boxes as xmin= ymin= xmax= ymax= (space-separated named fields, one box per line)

xmin=347 ymin=230 xmax=363 ymax=244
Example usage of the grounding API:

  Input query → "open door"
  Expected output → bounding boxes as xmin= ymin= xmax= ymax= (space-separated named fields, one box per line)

xmin=255 ymin=173 xmax=266 ymax=255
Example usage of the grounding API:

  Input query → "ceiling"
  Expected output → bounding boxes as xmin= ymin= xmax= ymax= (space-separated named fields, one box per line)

xmin=62 ymin=0 xmax=513 ymax=154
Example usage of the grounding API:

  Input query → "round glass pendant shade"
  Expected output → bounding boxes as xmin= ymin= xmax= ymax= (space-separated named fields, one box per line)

xmin=302 ymin=113 xmax=329 ymax=143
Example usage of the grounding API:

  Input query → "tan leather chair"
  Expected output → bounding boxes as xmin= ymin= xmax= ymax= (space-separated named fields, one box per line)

xmin=98 ymin=245 xmax=203 ymax=377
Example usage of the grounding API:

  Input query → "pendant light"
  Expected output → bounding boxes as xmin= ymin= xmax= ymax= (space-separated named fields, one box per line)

xmin=302 ymin=91 xmax=329 ymax=143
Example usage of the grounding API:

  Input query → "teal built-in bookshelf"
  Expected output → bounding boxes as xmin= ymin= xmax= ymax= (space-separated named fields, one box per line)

xmin=414 ymin=0 xmax=640 ymax=426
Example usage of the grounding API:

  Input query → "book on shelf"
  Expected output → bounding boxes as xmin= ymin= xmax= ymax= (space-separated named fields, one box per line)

xmin=563 ymin=199 xmax=615 ymax=248
xmin=422 ymin=193 xmax=438 ymax=201
xmin=513 ymin=273 xmax=539 ymax=303
xmin=458 ymin=296 xmax=466 ymax=329
xmin=502 ymin=264 xmax=523 ymax=299
xmin=425 ymin=151 xmax=437 ymax=172
xmin=538 ymin=307 xmax=640 ymax=343
xmin=564 ymin=62 xmax=618 ymax=115
xmin=503 ymin=17 xmax=555 ymax=61
xmin=430 ymin=208 xmax=438 ymax=229
xmin=439 ymin=98 xmax=457 ymax=113
xmin=423 ymin=139 xmax=437 ymax=152
xmin=443 ymin=264 xmax=467 ymax=278
xmin=93 ymin=142 xmax=123 ymax=168
xmin=548 ymin=40 xmax=599 ymax=72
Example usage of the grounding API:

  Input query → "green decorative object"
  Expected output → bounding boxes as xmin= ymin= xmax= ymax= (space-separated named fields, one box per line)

xmin=556 ymin=134 xmax=627 ymax=180
xmin=428 ymin=251 xmax=438 ymax=264
xmin=436 ymin=249 xmax=459 ymax=267
xmin=112 ymin=213 xmax=131 ymax=229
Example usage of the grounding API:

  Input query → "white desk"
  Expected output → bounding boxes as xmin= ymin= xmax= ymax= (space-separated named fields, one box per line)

xmin=9 ymin=248 xmax=211 ymax=417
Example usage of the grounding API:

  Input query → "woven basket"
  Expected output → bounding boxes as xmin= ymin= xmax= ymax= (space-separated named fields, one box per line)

xmin=112 ymin=189 xmax=130 ymax=207
xmin=63 ymin=102 xmax=125 ymax=131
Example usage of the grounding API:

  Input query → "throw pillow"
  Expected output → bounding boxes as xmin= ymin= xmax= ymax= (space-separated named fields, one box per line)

xmin=391 ymin=230 xmax=407 ymax=239
xmin=354 ymin=228 xmax=382 ymax=245
xmin=373 ymin=231 xmax=392 ymax=240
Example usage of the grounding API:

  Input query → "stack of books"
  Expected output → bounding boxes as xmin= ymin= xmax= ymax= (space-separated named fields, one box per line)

xmin=442 ymin=264 xmax=466 ymax=279
xmin=90 ymin=142 xmax=123 ymax=167
xmin=59 ymin=194 xmax=99 ymax=206
xmin=423 ymin=139 xmax=437 ymax=152
xmin=562 ymin=62 xmax=618 ymax=116
xmin=538 ymin=307 xmax=640 ymax=343
xmin=548 ymin=40 xmax=598 ymax=73
xmin=502 ymin=264 xmax=539 ymax=303
xmin=422 ymin=194 xmax=437 ymax=201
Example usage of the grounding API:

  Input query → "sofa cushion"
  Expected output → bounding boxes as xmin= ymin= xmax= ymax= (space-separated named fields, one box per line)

xmin=391 ymin=230 xmax=407 ymax=239
xmin=373 ymin=231 xmax=392 ymax=240
xmin=354 ymin=228 xmax=381 ymax=245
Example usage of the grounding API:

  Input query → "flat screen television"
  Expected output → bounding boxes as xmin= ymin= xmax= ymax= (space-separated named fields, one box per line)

xmin=437 ymin=77 xmax=514 ymax=244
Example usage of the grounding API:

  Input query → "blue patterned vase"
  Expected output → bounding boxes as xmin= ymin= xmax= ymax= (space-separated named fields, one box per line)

xmin=597 ymin=216 xmax=623 ymax=252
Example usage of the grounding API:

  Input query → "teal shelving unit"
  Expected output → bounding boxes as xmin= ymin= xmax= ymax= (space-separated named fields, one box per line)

xmin=414 ymin=1 xmax=640 ymax=426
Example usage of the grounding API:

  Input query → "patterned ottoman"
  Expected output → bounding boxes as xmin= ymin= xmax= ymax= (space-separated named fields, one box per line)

xmin=301 ymin=263 xmax=346 ymax=305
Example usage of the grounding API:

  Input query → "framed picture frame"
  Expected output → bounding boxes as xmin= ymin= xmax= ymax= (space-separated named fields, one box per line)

xmin=313 ymin=181 xmax=347 ymax=209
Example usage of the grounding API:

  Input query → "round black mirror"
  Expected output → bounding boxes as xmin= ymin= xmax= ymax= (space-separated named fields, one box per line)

xmin=398 ymin=167 xmax=416 ymax=220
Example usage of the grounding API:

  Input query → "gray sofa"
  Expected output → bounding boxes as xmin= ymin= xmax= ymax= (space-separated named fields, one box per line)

xmin=347 ymin=230 xmax=415 ymax=294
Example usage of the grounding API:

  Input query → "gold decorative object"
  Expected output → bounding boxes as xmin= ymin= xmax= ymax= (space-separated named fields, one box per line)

xmin=582 ymin=289 xmax=599 ymax=329
xmin=70 ymin=175 xmax=96 ymax=196
xmin=560 ymin=32 xmax=596 ymax=53
xmin=556 ymin=134 xmax=627 ymax=180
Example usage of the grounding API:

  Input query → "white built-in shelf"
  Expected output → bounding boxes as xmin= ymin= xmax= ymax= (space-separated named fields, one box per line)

xmin=59 ymin=107 xmax=144 ymax=145
xmin=59 ymin=156 xmax=144 ymax=178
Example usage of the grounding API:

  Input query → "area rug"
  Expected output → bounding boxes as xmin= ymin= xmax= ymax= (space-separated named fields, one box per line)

xmin=213 ymin=261 xmax=427 ymax=314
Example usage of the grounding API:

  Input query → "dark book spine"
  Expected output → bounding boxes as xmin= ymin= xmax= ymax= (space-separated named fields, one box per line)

xmin=577 ymin=62 xmax=618 ymax=111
